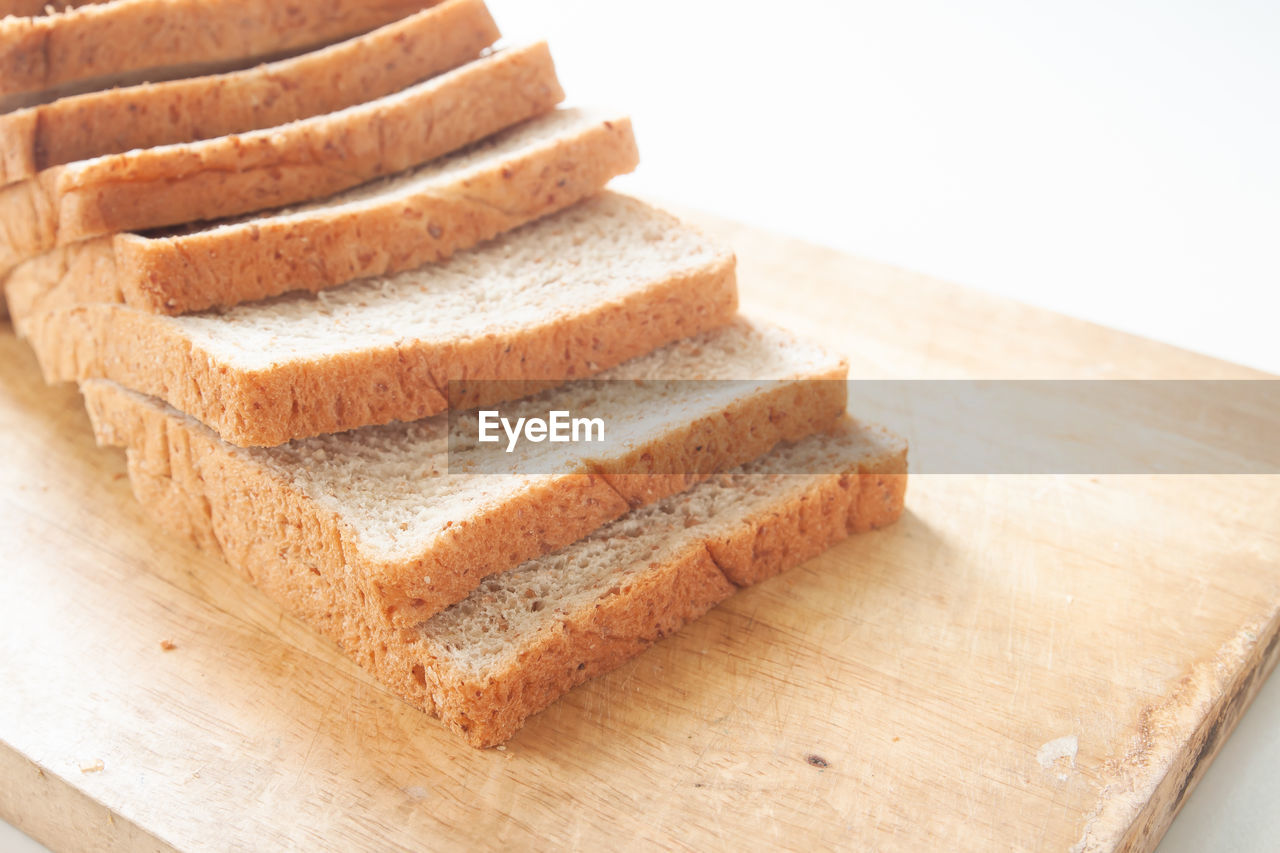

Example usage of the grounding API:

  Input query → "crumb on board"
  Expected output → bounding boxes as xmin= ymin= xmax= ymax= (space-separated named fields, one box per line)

xmin=160 ymin=639 xmax=177 ymax=651
xmin=79 ymin=760 xmax=104 ymax=774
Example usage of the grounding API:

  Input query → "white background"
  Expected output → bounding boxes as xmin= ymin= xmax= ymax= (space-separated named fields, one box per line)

xmin=5 ymin=1 xmax=1277 ymax=849
xmin=503 ymin=0 xmax=1280 ymax=376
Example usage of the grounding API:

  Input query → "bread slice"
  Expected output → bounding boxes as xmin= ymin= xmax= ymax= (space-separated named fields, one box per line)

xmin=81 ymin=316 xmax=849 ymax=631
xmin=6 ymin=109 xmax=639 ymax=316
xmin=0 ymin=0 xmax=440 ymax=111
xmin=0 ymin=0 xmax=500 ymax=185
xmin=0 ymin=41 xmax=563 ymax=276
xmin=113 ymin=417 xmax=908 ymax=747
xmin=15 ymin=193 xmax=738 ymax=446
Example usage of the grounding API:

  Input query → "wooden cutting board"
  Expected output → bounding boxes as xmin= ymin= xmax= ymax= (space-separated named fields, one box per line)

xmin=1 ymin=212 xmax=1276 ymax=852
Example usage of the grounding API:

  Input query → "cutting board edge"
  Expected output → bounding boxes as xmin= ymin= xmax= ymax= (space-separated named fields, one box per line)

xmin=0 ymin=742 xmax=177 ymax=853
xmin=1075 ymin=601 xmax=1280 ymax=852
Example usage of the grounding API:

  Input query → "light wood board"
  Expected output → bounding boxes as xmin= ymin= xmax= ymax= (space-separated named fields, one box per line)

xmin=1 ymin=213 xmax=1277 ymax=852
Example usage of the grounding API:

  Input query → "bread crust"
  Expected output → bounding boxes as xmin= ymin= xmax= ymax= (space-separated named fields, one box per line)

xmin=0 ymin=42 xmax=564 ymax=273
xmin=115 ymin=417 xmax=907 ymax=747
xmin=21 ymin=245 xmax=739 ymax=446
xmin=0 ymin=0 xmax=439 ymax=107
xmin=0 ymin=0 xmax=500 ymax=184
xmin=4 ymin=114 xmax=640 ymax=315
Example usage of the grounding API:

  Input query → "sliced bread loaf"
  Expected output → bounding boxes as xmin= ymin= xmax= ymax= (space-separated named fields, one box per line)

xmin=0 ymin=0 xmax=500 ymax=184
xmin=0 ymin=0 xmax=439 ymax=110
xmin=0 ymin=41 xmax=563 ymax=275
xmin=81 ymin=317 xmax=849 ymax=631
xmin=17 ymin=193 xmax=738 ymax=446
xmin=115 ymin=417 xmax=908 ymax=746
xmin=6 ymin=109 xmax=639 ymax=315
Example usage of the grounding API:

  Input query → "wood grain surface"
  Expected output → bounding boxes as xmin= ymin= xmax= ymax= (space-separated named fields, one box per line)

xmin=1 ymin=212 xmax=1277 ymax=852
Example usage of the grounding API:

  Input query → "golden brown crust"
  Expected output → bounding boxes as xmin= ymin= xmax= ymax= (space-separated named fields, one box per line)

xmin=0 ymin=0 xmax=439 ymax=105
xmin=0 ymin=0 xmax=500 ymax=184
xmin=112 ymin=412 xmax=907 ymax=748
xmin=19 ymin=252 xmax=739 ymax=446
xmin=0 ymin=42 xmax=564 ymax=270
xmin=5 ymin=115 xmax=640 ymax=315
xmin=119 ymin=117 xmax=640 ymax=314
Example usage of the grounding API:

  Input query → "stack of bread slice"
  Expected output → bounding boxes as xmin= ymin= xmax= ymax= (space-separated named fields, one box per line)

xmin=1 ymin=0 xmax=907 ymax=747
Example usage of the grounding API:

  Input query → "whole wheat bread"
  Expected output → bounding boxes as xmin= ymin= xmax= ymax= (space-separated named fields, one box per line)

xmin=0 ymin=0 xmax=440 ymax=111
xmin=6 ymin=109 xmax=639 ymax=315
xmin=16 ymin=193 xmax=738 ymax=446
xmin=81 ymin=316 xmax=848 ymax=630
xmin=0 ymin=41 xmax=563 ymax=275
xmin=113 ymin=416 xmax=907 ymax=747
xmin=0 ymin=0 xmax=500 ymax=185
